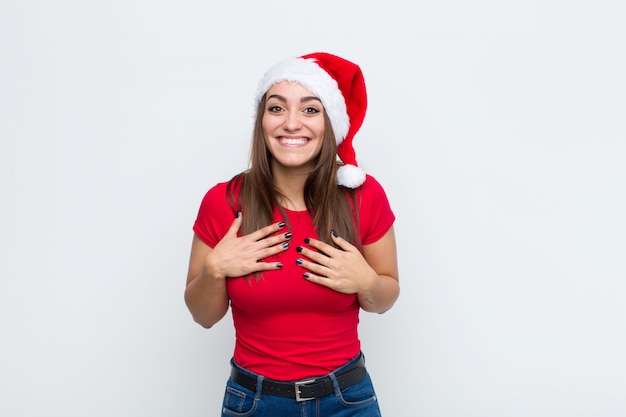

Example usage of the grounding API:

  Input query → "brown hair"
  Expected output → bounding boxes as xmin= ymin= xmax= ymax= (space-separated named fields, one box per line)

xmin=227 ymin=96 xmax=360 ymax=249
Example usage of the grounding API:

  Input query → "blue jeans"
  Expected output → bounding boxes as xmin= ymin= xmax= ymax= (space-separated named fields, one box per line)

xmin=221 ymin=353 xmax=382 ymax=416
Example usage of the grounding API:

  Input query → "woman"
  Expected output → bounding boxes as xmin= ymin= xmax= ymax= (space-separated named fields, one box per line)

xmin=185 ymin=52 xmax=399 ymax=416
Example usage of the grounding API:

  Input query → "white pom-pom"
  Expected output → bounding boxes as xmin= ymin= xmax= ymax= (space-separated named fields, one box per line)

xmin=337 ymin=164 xmax=366 ymax=188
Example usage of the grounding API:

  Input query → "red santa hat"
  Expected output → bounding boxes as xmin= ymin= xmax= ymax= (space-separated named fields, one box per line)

xmin=255 ymin=52 xmax=367 ymax=188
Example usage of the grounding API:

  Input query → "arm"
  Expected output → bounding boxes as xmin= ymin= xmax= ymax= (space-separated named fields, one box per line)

xmin=184 ymin=235 xmax=230 ymax=328
xmin=358 ymin=226 xmax=399 ymax=313
xmin=295 ymin=226 xmax=400 ymax=314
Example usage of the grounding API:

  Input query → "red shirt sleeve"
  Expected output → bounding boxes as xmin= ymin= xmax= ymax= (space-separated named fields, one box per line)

xmin=357 ymin=175 xmax=396 ymax=245
xmin=192 ymin=182 xmax=236 ymax=248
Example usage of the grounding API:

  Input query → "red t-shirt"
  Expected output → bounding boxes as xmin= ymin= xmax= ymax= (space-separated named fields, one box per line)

xmin=193 ymin=175 xmax=395 ymax=380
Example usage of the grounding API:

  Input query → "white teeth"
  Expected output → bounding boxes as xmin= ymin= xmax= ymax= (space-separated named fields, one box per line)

xmin=280 ymin=137 xmax=308 ymax=145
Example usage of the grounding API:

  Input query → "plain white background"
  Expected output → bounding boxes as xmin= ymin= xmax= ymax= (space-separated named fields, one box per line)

xmin=1 ymin=1 xmax=625 ymax=416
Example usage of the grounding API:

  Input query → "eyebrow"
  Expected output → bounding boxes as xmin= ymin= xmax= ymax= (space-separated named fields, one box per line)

xmin=267 ymin=94 xmax=321 ymax=104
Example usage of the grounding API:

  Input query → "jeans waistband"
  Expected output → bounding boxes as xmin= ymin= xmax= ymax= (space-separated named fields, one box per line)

xmin=230 ymin=353 xmax=367 ymax=402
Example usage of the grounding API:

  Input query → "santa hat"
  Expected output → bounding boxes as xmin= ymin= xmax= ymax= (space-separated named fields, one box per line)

xmin=255 ymin=52 xmax=367 ymax=188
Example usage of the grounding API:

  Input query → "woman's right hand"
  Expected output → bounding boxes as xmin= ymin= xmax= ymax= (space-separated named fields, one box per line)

xmin=203 ymin=213 xmax=290 ymax=279
xmin=185 ymin=213 xmax=289 ymax=328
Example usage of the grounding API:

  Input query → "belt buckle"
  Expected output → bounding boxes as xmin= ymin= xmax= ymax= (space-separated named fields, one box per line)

xmin=294 ymin=379 xmax=316 ymax=402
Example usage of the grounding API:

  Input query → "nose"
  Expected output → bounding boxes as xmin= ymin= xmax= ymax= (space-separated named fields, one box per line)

xmin=283 ymin=110 xmax=302 ymax=131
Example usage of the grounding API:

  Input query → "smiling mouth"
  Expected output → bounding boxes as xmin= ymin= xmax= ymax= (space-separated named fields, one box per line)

xmin=279 ymin=137 xmax=309 ymax=146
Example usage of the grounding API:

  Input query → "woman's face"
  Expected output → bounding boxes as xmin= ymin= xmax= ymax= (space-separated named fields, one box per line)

xmin=262 ymin=81 xmax=325 ymax=173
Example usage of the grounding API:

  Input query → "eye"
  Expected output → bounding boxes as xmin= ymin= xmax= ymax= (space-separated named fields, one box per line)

xmin=303 ymin=106 xmax=321 ymax=115
xmin=267 ymin=105 xmax=284 ymax=113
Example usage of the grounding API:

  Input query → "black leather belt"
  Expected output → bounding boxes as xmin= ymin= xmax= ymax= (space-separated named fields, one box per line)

xmin=230 ymin=356 xmax=367 ymax=402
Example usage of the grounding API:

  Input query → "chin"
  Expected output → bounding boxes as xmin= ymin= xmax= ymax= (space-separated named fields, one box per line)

xmin=273 ymin=158 xmax=316 ymax=171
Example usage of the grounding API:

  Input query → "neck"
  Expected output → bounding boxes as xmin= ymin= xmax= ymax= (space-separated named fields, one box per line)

xmin=271 ymin=164 xmax=310 ymax=211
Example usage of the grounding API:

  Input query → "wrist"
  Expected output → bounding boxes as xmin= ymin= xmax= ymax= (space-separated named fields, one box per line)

xmin=358 ymin=270 xmax=379 ymax=298
xmin=202 ymin=254 xmax=227 ymax=282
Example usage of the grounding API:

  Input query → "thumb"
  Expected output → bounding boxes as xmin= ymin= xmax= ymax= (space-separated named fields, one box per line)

xmin=331 ymin=229 xmax=357 ymax=253
xmin=225 ymin=211 xmax=243 ymax=237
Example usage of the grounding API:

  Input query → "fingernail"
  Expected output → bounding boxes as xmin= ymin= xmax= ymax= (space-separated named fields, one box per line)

xmin=278 ymin=222 xmax=286 ymax=228
xmin=282 ymin=242 xmax=289 ymax=249
xmin=276 ymin=263 xmax=283 ymax=268
xmin=284 ymin=232 xmax=292 ymax=239
xmin=236 ymin=211 xmax=241 ymax=218
xmin=303 ymin=273 xmax=310 ymax=279
xmin=296 ymin=246 xmax=303 ymax=253
xmin=331 ymin=229 xmax=338 ymax=238
xmin=296 ymin=258 xmax=303 ymax=266
xmin=303 ymin=238 xmax=310 ymax=244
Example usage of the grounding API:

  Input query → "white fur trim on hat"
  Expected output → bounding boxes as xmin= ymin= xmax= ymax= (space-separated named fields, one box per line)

xmin=255 ymin=57 xmax=350 ymax=144
xmin=337 ymin=164 xmax=366 ymax=189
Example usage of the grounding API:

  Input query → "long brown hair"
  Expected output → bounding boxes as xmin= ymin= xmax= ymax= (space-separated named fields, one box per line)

xmin=227 ymin=96 xmax=361 ymax=249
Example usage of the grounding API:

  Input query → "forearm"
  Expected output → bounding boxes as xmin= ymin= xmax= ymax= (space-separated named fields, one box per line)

xmin=358 ymin=274 xmax=400 ymax=313
xmin=184 ymin=269 xmax=230 ymax=328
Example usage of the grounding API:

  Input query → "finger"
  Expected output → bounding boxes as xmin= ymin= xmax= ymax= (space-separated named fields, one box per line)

xmin=296 ymin=244 xmax=330 ymax=266
xmin=255 ymin=239 xmax=291 ymax=260
xmin=247 ymin=221 xmax=286 ymax=241
xmin=263 ymin=230 xmax=292 ymax=248
xmin=224 ymin=212 xmax=244 ymax=237
xmin=301 ymin=237 xmax=338 ymax=258
xmin=330 ymin=230 xmax=358 ymax=253
xmin=302 ymin=272 xmax=336 ymax=289
xmin=295 ymin=257 xmax=331 ymax=277
xmin=255 ymin=260 xmax=285 ymax=272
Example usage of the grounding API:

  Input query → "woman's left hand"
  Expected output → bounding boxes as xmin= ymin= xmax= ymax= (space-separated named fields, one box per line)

xmin=295 ymin=232 xmax=378 ymax=295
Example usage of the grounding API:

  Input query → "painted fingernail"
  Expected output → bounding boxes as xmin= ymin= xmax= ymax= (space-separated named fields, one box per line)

xmin=303 ymin=238 xmax=310 ymax=244
xmin=303 ymin=273 xmax=310 ymax=279
xmin=284 ymin=232 xmax=292 ymax=239
xmin=282 ymin=242 xmax=289 ymax=249
xmin=278 ymin=222 xmax=286 ymax=228
xmin=236 ymin=211 xmax=241 ymax=218
xmin=296 ymin=258 xmax=303 ymax=265
xmin=296 ymin=246 xmax=303 ymax=253
xmin=331 ymin=229 xmax=338 ymax=238
xmin=276 ymin=263 xmax=283 ymax=268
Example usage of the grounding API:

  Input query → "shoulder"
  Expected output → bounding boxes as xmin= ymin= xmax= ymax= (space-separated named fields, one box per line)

xmin=200 ymin=175 xmax=243 ymax=205
xmin=204 ymin=180 xmax=229 ymax=194
xmin=352 ymin=174 xmax=395 ymax=244
xmin=193 ymin=179 xmax=241 ymax=246
xmin=196 ymin=178 xmax=242 ymax=221
xmin=355 ymin=174 xmax=388 ymax=198
xmin=197 ymin=181 xmax=229 ymax=208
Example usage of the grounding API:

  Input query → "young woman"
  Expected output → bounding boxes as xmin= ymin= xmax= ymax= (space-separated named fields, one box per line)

xmin=185 ymin=52 xmax=399 ymax=416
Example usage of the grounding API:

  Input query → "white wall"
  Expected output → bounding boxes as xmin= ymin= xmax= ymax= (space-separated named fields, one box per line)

xmin=1 ymin=1 xmax=625 ymax=416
